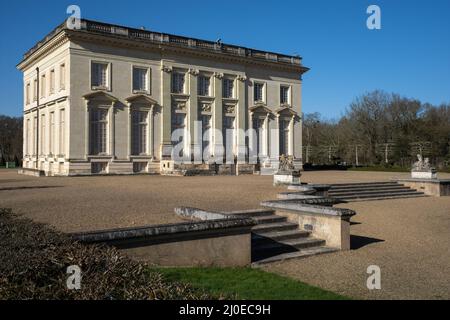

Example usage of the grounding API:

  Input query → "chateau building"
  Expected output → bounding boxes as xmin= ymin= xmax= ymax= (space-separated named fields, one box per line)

xmin=17 ymin=19 xmax=309 ymax=176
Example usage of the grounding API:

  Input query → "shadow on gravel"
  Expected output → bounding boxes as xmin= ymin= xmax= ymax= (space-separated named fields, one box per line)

xmin=350 ymin=235 xmax=384 ymax=250
xmin=0 ymin=186 xmax=63 ymax=192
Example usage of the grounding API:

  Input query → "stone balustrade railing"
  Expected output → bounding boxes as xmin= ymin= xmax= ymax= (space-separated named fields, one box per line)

xmin=23 ymin=19 xmax=303 ymax=68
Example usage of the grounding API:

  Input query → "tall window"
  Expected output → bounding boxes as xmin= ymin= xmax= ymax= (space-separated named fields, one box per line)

xmin=223 ymin=78 xmax=234 ymax=98
xmin=172 ymin=72 xmax=185 ymax=93
xmin=59 ymin=109 xmax=65 ymax=155
xmin=33 ymin=79 xmax=37 ymax=102
xmin=254 ymin=82 xmax=264 ymax=102
xmin=33 ymin=116 xmax=37 ymax=155
xmin=60 ymin=63 xmax=66 ymax=90
xmin=40 ymin=74 xmax=46 ymax=98
xmin=201 ymin=115 xmax=211 ymax=159
xmin=26 ymin=119 xmax=30 ymax=155
xmin=49 ymin=112 xmax=55 ymax=154
xmin=223 ymin=116 xmax=235 ymax=159
xmin=198 ymin=76 xmax=210 ymax=96
xmin=49 ymin=69 xmax=55 ymax=94
xmin=91 ymin=62 xmax=108 ymax=89
xmin=279 ymin=119 xmax=290 ymax=155
xmin=90 ymin=108 xmax=108 ymax=155
xmin=40 ymin=114 xmax=46 ymax=154
xmin=171 ymin=113 xmax=186 ymax=157
xmin=26 ymin=83 xmax=30 ymax=104
xmin=131 ymin=110 xmax=148 ymax=155
xmin=133 ymin=67 xmax=148 ymax=92
xmin=280 ymin=86 xmax=290 ymax=104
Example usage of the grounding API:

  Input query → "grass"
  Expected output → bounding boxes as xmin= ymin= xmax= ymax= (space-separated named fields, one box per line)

xmin=152 ymin=267 xmax=348 ymax=300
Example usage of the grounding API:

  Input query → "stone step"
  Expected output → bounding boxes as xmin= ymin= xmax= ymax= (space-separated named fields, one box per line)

xmin=223 ymin=209 xmax=275 ymax=218
xmin=337 ymin=193 xmax=428 ymax=202
xmin=329 ymin=187 xmax=416 ymax=196
xmin=333 ymin=191 xmax=424 ymax=200
xmin=253 ymin=237 xmax=326 ymax=253
xmin=252 ymin=229 xmax=310 ymax=242
xmin=252 ymin=246 xmax=338 ymax=265
xmin=329 ymin=181 xmax=399 ymax=189
xmin=329 ymin=185 xmax=409 ymax=193
xmin=252 ymin=221 xmax=299 ymax=233
xmin=252 ymin=215 xmax=287 ymax=225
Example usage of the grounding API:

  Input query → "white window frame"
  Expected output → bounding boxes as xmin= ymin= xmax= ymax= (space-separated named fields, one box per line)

xmin=253 ymin=81 xmax=265 ymax=103
xmin=280 ymin=85 xmax=291 ymax=105
xmin=171 ymin=72 xmax=185 ymax=94
xmin=223 ymin=78 xmax=235 ymax=99
xmin=91 ymin=61 xmax=111 ymax=91
xmin=25 ymin=82 xmax=30 ymax=105
xmin=198 ymin=75 xmax=210 ymax=96
xmin=33 ymin=79 xmax=37 ymax=102
xmin=89 ymin=107 xmax=110 ymax=155
xmin=59 ymin=109 xmax=65 ymax=156
xmin=132 ymin=66 xmax=150 ymax=94
xmin=40 ymin=74 xmax=46 ymax=98
xmin=131 ymin=108 xmax=149 ymax=155
xmin=59 ymin=63 xmax=66 ymax=90
xmin=49 ymin=69 xmax=55 ymax=94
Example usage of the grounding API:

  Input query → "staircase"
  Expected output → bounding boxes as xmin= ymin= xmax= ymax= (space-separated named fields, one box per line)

xmin=229 ymin=209 xmax=337 ymax=265
xmin=328 ymin=181 xmax=426 ymax=202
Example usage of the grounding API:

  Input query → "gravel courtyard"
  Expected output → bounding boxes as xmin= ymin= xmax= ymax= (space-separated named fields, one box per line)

xmin=1 ymin=169 xmax=449 ymax=299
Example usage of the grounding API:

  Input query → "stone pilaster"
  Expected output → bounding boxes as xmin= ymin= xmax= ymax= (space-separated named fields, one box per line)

xmin=188 ymin=68 xmax=201 ymax=163
xmin=160 ymin=64 xmax=172 ymax=159
xmin=236 ymin=75 xmax=247 ymax=163
xmin=213 ymin=72 xmax=223 ymax=162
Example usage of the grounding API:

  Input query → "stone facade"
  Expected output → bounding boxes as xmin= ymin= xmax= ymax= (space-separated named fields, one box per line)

xmin=17 ymin=19 xmax=309 ymax=176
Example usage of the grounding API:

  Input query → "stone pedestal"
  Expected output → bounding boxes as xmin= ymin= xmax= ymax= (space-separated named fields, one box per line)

xmin=273 ymin=170 xmax=301 ymax=186
xmin=411 ymin=170 xmax=437 ymax=179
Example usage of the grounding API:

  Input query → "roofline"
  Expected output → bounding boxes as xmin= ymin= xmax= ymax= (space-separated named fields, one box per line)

xmin=18 ymin=18 xmax=309 ymax=73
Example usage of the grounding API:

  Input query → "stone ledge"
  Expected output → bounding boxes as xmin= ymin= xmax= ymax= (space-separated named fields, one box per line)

xmin=396 ymin=178 xmax=450 ymax=184
xmin=261 ymin=200 xmax=355 ymax=217
xmin=70 ymin=217 xmax=255 ymax=244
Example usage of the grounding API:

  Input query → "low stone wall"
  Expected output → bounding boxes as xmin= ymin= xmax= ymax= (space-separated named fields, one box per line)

xmin=396 ymin=178 xmax=450 ymax=197
xmin=261 ymin=200 xmax=355 ymax=250
xmin=71 ymin=211 xmax=255 ymax=267
xmin=18 ymin=168 xmax=45 ymax=177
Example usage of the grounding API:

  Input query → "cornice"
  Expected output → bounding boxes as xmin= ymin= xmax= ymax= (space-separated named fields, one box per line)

xmin=17 ymin=31 xmax=70 ymax=71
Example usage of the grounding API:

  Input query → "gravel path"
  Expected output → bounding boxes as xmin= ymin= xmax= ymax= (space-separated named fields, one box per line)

xmin=1 ymin=169 xmax=449 ymax=299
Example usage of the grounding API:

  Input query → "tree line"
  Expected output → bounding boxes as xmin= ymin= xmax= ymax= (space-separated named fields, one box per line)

xmin=0 ymin=115 xmax=22 ymax=166
xmin=303 ymin=90 xmax=450 ymax=169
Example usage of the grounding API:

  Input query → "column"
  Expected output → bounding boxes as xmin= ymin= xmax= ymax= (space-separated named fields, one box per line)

xmin=127 ymin=105 xmax=132 ymax=157
xmin=236 ymin=75 xmax=247 ymax=164
xmin=160 ymin=64 xmax=172 ymax=159
xmin=289 ymin=115 xmax=295 ymax=156
xmin=213 ymin=72 xmax=223 ymax=162
xmin=264 ymin=113 xmax=270 ymax=159
xmin=85 ymin=102 xmax=90 ymax=158
xmin=149 ymin=106 xmax=154 ymax=158
xmin=188 ymin=69 xmax=200 ymax=163
xmin=109 ymin=103 xmax=115 ymax=158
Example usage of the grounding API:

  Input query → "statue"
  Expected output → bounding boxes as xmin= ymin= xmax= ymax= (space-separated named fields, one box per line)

xmin=278 ymin=155 xmax=295 ymax=172
xmin=274 ymin=154 xmax=301 ymax=186
xmin=411 ymin=154 xmax=437 ymax=179
xmin=412 ymin=154 xmax=424 ymax=172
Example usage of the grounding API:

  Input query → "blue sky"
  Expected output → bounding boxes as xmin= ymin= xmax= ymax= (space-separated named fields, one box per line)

xmin=1 ymin=0 xmax=449 ymax=118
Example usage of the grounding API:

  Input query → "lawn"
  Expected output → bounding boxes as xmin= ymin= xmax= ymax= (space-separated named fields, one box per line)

xmin=152 ymin=267 xmax=348 ymax=300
